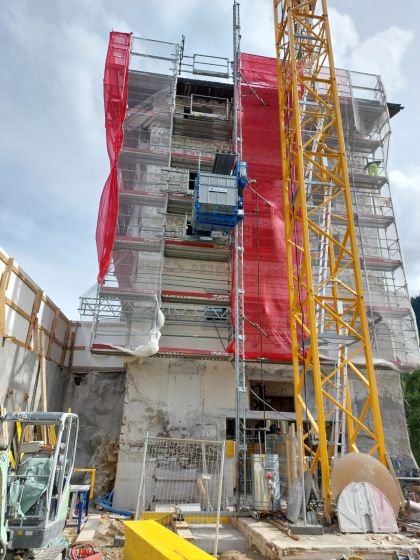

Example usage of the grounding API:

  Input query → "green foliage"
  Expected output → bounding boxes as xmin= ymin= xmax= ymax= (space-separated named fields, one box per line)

xmin=404 ymin=296 xmax=420 ymax=464
xmin=411 ymin=295 xmax=420 ymax=333
xmin=402 ymin=370 xmax=420 ymax=465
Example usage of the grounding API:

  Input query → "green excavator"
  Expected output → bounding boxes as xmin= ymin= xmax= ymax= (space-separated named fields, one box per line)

xmin=0 ymin=412 xmax=79 ymax=560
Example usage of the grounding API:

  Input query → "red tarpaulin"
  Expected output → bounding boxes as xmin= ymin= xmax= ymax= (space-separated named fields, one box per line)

xmin=229 ymin=53 xmax=292 ymax=361
xmin=96 ymin=32 xmax=132 ymax=283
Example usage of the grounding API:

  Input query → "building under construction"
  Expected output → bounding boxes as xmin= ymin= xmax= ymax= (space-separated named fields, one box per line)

xmin=1 ymin=1 xmax=420 ymax=558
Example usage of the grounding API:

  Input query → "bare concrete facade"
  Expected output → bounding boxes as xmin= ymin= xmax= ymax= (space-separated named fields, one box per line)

xmin=112 ymin=357 xmax=413 ymax=510
xmin=113 ymin=357 xmax=235 ymax=508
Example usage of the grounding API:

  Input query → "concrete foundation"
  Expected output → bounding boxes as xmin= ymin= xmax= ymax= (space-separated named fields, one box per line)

xmin=235 ymin=517 xmax=418 ymax=559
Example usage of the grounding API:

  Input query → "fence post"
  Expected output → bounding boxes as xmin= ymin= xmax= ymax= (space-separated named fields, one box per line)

xmin=135 ymin=432 xmax=149 ymax=520
xmin=213 ymin=439 xmax=226 ymax=557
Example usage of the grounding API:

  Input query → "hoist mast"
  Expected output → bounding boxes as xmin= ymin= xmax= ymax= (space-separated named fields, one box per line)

xmin=273 ymin=0 xmax=387 ymax=518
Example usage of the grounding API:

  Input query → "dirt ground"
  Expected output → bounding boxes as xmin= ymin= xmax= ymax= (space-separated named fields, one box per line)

xmin=98 ymin=546 xmax=265 ymax=560
xmin=219 ymin=550 xmax=266 ymax=560
xmin=99 ymin=547 xmax=123 ymax=560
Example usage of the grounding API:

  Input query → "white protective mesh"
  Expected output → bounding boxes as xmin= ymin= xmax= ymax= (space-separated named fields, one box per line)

xmin=84 ymin=38 xmax=180 ymax=356
xmin=308 ymin=69 xmax=420 ymax=370
xmin=344 ymin=70 xmax=420 ymax=370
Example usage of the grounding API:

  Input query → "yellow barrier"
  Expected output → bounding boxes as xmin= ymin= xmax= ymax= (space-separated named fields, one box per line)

xmin=124 ymin=520 xmax=214 ymax=560
xmin=140 ymin=512 xmax=231 ymax=525
xmin=73 ymin=468 xmax=96 ymax=499
xmin=141 ymin=512 xmax=173 ymax=526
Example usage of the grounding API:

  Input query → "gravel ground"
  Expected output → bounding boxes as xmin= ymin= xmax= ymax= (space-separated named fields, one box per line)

xmin=88 ymin=514 xmax=266 ymax=560
xmin=99 ymin=546 xmax=124 ymax=560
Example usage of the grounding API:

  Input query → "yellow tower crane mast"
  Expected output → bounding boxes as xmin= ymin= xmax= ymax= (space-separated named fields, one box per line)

xmin=273 ymin=0 xmax=387 ymax=519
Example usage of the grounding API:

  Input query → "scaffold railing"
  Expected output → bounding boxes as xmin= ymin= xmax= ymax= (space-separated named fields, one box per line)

xmin=86 ymin=36 xmax=181 ymax=355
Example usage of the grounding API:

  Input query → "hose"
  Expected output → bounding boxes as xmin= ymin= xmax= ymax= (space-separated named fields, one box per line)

xmin=95 ymin=490 xmax=133 ymax=518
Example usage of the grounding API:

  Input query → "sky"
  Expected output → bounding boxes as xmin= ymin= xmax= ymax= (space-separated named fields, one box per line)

xmin=1 ymin=0 xmax=419 ymax=319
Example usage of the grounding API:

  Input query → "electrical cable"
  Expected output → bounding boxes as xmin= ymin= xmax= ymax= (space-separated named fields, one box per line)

xmin=249 ymin=387 xmax=293 ymax=421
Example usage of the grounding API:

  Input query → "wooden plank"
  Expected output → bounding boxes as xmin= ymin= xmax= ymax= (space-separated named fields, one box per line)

xmin=47 ymin=309 xmax=60 ymax=359
xmin=3 ymin=336 xmax=27 ymax=349
xmin=75 ymin=514 xmax=101 ymax=543
xmin=10 ymin=263 xmax=39 ymax=293
xmin=33 ymin=318 xmax=39 ymax=354
xmin=68 ymin=330 xmax=77 ymax=369
xmin=25 ymin=290 xmax=42 ymax=347
xmin=5 ymin=298 xmax=32 ymax=322
xmin=61 ymin=326 xmax=70 ymax=367
xmin=0 ymin=258 xmax=15 ymax=338
xmin=172 ymin=520 xmax=193 ymax=542
xmin=39 ymin=330 xmax=48 ymax=443
xmin=0 ymin=258 xmax=14 ymax=290
xmin=0 ymin=290 xmax=6 ymax=338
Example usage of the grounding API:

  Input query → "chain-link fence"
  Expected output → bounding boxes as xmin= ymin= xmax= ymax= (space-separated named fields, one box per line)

xmin=135 ymin=436 xmax=225 ymax=556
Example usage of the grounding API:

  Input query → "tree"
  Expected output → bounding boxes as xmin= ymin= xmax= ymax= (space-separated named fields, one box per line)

xmin=402 ymin=370 xmax=420 ymax=465
xmin=411 ymin=295 xmax=420 ymax=333
xmin=403 ymin=296 xmax=420 ymax=464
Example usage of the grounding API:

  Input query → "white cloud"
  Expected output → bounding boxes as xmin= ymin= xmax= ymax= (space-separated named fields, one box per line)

xmin=329 ymin=7 xmax=359 ymax=67
xmin=0 ymin=0 xmax=417 ymax=318
xmin=0 ymin=0 xmax=132 ymax=317
xmin=329 ymin=9 xmax=412 ymax=95
xmin=349 ymin=27 xmax=413 ymax=96
xmin=389 ymin=167 xmax=420 ymax=296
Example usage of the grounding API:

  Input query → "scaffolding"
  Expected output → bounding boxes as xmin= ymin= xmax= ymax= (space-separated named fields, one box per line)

xmin=342 ymin=70 xmax=419 ymax=369
xmin=81 ymin=37 xmax=181 ymax=354
xmin=80 ymin=35 xmax=237 ymax=357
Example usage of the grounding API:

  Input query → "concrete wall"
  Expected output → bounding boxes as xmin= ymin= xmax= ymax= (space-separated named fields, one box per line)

xmin=361 ymin=368 xmax=413 ymax=460
xmin=0 ymin=338 xmax=68 ymax=413
xmin=113 ymin=357 xmax=414 ymax=510
xmin=113 ymin=357 xmax=235 ymax=509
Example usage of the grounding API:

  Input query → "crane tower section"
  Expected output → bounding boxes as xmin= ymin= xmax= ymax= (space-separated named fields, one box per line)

xmin=273 ymin=0 xmax=387 ymax=516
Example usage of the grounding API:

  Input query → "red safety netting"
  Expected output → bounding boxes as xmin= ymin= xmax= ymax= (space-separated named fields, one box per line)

xmin=96 ymin=32 xmax=132 ymax=283
xmin=228 ymin=53 xmax=292 ymax=361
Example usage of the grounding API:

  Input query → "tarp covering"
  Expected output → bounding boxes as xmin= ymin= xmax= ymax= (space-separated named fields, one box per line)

xmin=9 ymin=457 xmax=52 ymax=516
xmin=96 ymin=32 xmax=132 ymax=283
xmin=230 ymin=54 xmax=292 ymax=361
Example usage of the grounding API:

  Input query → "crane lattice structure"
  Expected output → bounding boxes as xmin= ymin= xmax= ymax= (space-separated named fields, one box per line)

xmin=273 ymin=0 xmax=387 ymax=518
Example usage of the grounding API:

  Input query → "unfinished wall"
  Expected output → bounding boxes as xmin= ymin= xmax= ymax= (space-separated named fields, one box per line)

xmin=0 ymin=338 xmax=68 ymax=413
xmin=356 ymin=368 xmax=413 ymax=460
xmin=113 ymin=357 xmax=235 ymax=509
xmin=63 ymin=370 xmax=126 ymax=495
xmin=113 ymin=356 xmax=414 ymax=509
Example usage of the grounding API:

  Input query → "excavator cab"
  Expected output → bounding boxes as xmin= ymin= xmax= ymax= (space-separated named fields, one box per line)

xmin=0 ymin=412 xmax=79 ymax=559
